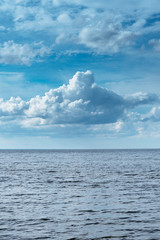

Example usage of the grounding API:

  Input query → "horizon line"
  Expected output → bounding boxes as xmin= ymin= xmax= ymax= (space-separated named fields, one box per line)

xmin=0 ymin=148 xmax=160 ymax=150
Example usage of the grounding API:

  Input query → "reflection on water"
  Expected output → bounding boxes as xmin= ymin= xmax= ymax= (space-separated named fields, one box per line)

xmin=0 ymin=149 xmax=160 ymax=239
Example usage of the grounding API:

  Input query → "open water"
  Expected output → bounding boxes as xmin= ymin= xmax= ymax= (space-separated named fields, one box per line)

xmin=0 ymin=149 xmax=160 ymax=240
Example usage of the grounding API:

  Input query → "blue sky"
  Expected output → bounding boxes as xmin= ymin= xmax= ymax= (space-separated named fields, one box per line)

xmin=0 ymin=0 xmax=160 ymax=148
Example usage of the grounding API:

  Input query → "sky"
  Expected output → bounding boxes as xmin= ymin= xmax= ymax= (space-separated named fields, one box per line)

xmin=0 ymin=0 xmax=160 ymax=148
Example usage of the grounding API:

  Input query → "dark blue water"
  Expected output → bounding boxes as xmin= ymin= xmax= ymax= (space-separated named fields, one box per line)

xmin=0 ymin=149 xmax=160 ymax=240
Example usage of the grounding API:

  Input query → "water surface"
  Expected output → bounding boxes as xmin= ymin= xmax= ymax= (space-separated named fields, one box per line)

xmin=0 ymin=149 xmax=160 ymax=239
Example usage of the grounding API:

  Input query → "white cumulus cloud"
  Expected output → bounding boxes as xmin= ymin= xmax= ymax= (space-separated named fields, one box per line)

xmin=0 ymin=71 xmax=158 ymax=128
xmin=79 ymin=20 xmax=136 ymax=54
xmin=0 ymin=41 xmax=51 ymax=65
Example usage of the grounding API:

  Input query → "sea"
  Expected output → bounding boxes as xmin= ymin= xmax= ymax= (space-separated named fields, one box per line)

xmin=0 ymin=149 xmax=160 ymax=240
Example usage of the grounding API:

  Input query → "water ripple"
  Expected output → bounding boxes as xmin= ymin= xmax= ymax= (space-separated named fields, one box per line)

xmin=0 ymin=149 xmax=160 ymax=239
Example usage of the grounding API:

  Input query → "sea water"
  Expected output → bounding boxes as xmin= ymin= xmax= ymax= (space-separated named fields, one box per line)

xmin=0 ymin=149 xmax=160 ymax=240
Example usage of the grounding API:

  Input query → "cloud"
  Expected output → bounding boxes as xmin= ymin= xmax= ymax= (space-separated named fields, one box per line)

xmin=15 ymin=6 xmax=56 ymax=32
xmin=0 ymin=71 xmax=158 ymax=128
xmin=48 ymin=0 xmax=160 ymax=12
xmin=0 ymin=41 xmax=51 ymax=65
xmin=23 ymin=71 xmax=125 ymax=125
xmin=79 ymin=20 xmax=136 ymax=54
xmin=0 ymin=72 xmax=24 ymax=82
xmin=142 ymin=106 xmax=160 ymax=122
xmin=0 ymin=96 xmax=27 ymax=115
xmin=125 ymin=92 xmax=159 ymax=107
xmin=0 ymin=0 xmax=159 ymax=58
xmin=149 ymin=39 xmax=160 ymax=51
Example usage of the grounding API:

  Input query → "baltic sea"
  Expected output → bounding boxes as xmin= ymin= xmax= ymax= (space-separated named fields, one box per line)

xmin=0 ymin=149 xmax=160 ymax=240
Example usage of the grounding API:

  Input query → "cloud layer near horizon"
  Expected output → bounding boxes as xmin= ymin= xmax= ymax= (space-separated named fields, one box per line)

xmin=0 ymin=71 xmax=158 ymax=128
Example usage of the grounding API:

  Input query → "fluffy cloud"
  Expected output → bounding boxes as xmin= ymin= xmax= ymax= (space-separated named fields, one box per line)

xmin=0 ymin=41 xmax=51 ymax=65
xmin=0 ymin=71 xmax=158 ymax=128
xmin=0 ymin=0 xmax=159 ymax=58
xmin=24 ymin=71 xmax=125 ymax=124
xmin=0 ymin=96 xmax=27 ymax=115
xmin=79 ymin=20 xmax=136 ymax=54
